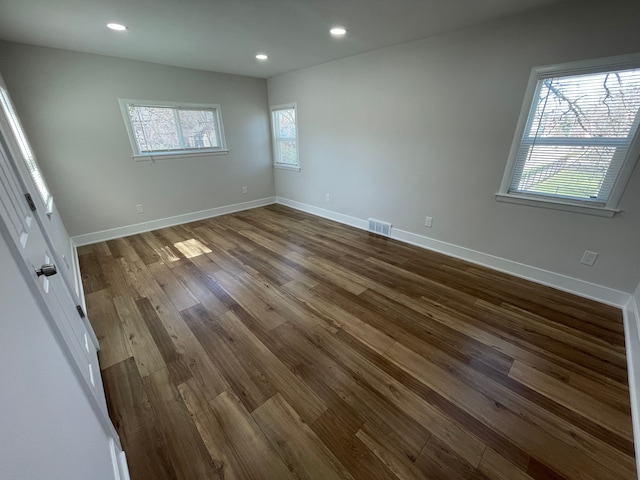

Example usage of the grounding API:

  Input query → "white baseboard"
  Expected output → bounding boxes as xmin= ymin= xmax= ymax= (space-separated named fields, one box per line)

xmin=277 ymin=197 xmax=369 ymax=231
xmin=623 ymin=296 xmax=640 ymax=479
xmin=390 ymin=227 xmax=629 ymax=308
xmin=276 ymin=196 xmax=630 ymax=308
xmin=72 ymin=197 xmax=277 ymax=246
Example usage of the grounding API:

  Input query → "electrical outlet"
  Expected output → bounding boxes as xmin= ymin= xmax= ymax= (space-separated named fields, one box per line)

xmin=325 ymin=194 xmax=331 ymax=202
xmin=580 ymin=250 xmax=598 ymax=266
xmin=242 ymin=186 xmax=248 ymax=194
xmin=136 ymin=204 xmax=144 ymax=214
xmin=425 ymin=216 xmax=433 ymax=228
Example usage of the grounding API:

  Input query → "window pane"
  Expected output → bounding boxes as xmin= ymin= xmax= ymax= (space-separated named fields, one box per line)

xmin=278 ymin=140 xmax=297 ymax=164
xmin=275 ymin=109 xmax=296 ymax=138
xmin=178 ymin=109 xmax=219 ymax=149
xmin=129 ymin=105 xmax=181 ymax=152
xmin=516 ymin=145 xmax=615 ymax=200
xmin=531 ymin=70 xmax=640 ymax=139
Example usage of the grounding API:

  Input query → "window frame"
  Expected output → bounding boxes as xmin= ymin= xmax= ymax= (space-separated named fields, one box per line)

xmin=270 ymin=103 xmax=300 ymax=171
xmin=0 ymin=86 xmax=53 ymax=213
xmin=497 ymin=53 xmax=640 ymax=217
xmin=118 ymin=98 xmax=228 ymax=160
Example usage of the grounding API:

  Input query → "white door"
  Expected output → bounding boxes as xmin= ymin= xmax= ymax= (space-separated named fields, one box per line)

xmin=0 ymin=129 xmax=108 ymax=413
xmin=0 ymin=228 xmax=127 ymax=480
xmin=0 ymin=76 xmax=99 ymax=350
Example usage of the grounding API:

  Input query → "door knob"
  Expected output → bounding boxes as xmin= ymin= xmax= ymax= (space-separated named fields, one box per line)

xmin=36 ymin=263 xmax=57 ymax=277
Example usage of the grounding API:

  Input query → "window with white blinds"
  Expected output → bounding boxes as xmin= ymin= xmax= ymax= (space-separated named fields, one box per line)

xmin=0 ymin=87 xmax=51 ymax=206
xmin=498 ymin=55 xmax=640 ymax=216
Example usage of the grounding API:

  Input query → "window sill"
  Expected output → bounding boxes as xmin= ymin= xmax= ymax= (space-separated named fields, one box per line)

xmin=133 ymin=150 xmax=229 ymax=161
xmin=495 ymin=193 xmax=619 ymax=217
xmin=274 ymin=164 xmax=301 ymax=172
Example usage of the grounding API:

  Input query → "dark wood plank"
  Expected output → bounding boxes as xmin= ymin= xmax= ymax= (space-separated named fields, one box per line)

xmin=102 ymin=359 xmax=177 ymax=480
xmin=311 ymin=409 xmax=400 ymax=480
xmin=181 ymin=304 xmax=278 ymax=411
xmin=143 ymin=368 xmax=224 ymax=479
xmin=253 ymin=393 xmax=356 ymax=480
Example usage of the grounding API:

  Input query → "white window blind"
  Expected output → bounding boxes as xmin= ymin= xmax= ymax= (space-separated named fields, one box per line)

xmin=271 ymin=104 xmax=299 ymax=169
xmin=0 ymin=87 xmax=51 ymax=205
xmin=500 ymin=56 xmax=640 ymax=216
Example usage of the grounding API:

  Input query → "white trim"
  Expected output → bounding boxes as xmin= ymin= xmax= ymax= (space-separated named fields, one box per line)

xmin=133 ymin=149 xmax=229 ymax=162
xmin=275 ymin=196 xmax=630 ymax=307
xmin=117 ymin=450 xmax=131 ymax=480
xmin=276 ymin=196 xmax=368 ymax=231
xmin=109 ymin=438 xmax=122 ymax=480
xmin=535 ymin=52 xmax=640 ymax=78
xmin=495 ymin=193 xmax=618 ymax=217
xmin=274 ymin=164 xmax=301 ymax=172
xmin=45 ymin=196 xmax=54 ymax=216
xmin=389 ymin=227 xmax=628 ymax=307
xmin=72 ymin=197 xmax=276 ymax=246
xmin=623 ymin=292 xmax=640 ymax=479
xmin=109 ymin=438 xmax=131 ymax=480
xmin=70 ymin=236 xmax=82 ymax=300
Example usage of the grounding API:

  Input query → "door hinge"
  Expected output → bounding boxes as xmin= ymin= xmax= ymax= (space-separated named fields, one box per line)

xmin=25 ymin=193 xmax=37 ymax=212
xmin=76 ymin=305 xmax=86 ymax=318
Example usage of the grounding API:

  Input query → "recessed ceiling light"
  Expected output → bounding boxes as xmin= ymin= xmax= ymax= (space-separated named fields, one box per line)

xmin=106 ymin=23 xmax=128 ymax=31
xmin=330 ymin=27 xmax=347 ymax=36
xmin=256 ymin=54 xmax=268 ymax=61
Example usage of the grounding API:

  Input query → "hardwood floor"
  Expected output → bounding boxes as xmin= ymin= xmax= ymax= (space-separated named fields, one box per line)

xmin=78 ymin=204 xmax=635 ymax=480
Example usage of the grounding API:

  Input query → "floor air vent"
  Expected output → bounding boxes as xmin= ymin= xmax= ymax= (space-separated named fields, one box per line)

xmin=368 ymin=218 xmax=392 ymax=237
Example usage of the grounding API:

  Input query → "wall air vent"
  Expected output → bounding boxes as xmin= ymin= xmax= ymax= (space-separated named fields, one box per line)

xmin=368 ymin=218 xmax=392 ymax=237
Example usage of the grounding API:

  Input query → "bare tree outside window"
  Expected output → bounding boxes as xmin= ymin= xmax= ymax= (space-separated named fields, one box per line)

xmin=178 ymin=110 xmax=218 ymax=149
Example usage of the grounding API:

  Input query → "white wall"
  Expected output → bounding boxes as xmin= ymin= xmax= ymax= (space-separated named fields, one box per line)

xmin=268 ymin=0 xmax=640 ymax=294
xmin=0 ymin=230 xmax=117 ymax=480
xmin=0 ymin=42 xmax=274 ymax=237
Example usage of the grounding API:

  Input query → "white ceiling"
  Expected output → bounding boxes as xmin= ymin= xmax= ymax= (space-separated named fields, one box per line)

xmin=0 ymin=0 xmax=564 ymax=78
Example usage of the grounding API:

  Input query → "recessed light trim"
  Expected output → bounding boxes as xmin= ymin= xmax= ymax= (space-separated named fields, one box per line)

xmin=256 ymin=54 xmax=269 ymax=61
xmin=330 ymin=27 xmax=347 ymax=36
xmin=107 ymin=23 xmax=128 ymax=31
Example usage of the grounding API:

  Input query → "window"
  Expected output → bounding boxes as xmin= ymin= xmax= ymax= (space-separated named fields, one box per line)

xmin=498 ymin=55 xmax=640 ymax=217
xmin=0 ymin=87 xmax=52 ymax=208
xmin=271 ymin=103 xmax=299 ymax=170
xmin=119 ymin=99 xmax=227 ymax=158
